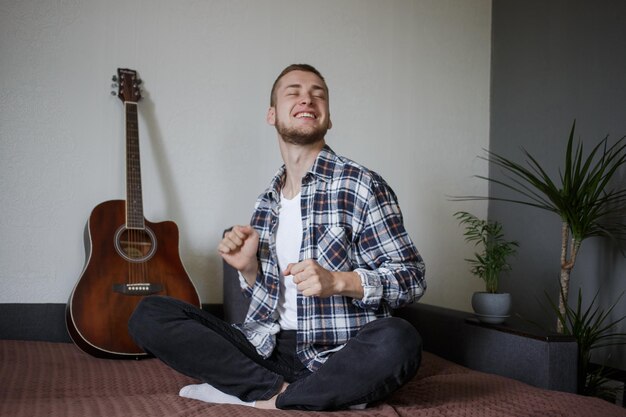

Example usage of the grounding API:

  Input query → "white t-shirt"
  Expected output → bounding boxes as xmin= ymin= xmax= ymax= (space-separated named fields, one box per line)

xmin=275 ymin=191 xmax=302 ymax=330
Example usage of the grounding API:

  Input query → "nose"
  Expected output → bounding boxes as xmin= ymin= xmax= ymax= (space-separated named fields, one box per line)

xmin=300 ymin=93 xmax=312 ymax=105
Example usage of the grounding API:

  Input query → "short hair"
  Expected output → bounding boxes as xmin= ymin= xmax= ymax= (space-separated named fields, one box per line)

xmin=270 ymin=64 xmax=328 ymax=107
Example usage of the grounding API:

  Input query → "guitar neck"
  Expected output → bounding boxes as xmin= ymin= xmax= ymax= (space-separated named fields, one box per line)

xmin=125 ymin=102 xmax=145 ymax=229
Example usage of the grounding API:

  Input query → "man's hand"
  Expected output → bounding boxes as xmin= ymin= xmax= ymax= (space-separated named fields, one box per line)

xmin=284 ymin=259 xmax=364 ymax=299
xmin=218 ymin=225 xmax=259 ymax=287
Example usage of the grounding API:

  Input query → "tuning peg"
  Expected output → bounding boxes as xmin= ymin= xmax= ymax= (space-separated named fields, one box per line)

xmin=135 ymin=78 xmax=142 ymax=85
xmin=110 ymin=90 xmax=117 ymax=96
xmin=112 ymin=75 xmax=118 ymax=82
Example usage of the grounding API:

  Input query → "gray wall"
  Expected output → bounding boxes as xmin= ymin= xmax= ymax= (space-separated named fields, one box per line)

xmin=490 ymin=0 xmax=626 ymax=369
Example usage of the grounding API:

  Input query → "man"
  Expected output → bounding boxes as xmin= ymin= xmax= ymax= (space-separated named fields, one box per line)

xmin=129 ymin=64 xmax=426 ymax=411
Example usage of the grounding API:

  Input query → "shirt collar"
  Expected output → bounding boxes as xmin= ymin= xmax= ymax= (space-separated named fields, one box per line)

xmin=266 ymin=145 xmax=340 ymax=202
xmin=308 ymin=145 xmax=339 ymax=183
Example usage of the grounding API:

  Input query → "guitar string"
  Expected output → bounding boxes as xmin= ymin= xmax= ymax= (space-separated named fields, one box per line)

xmin=126 ymin=101 xmax=133 ymax=286
xmin=128 ymin=101 xmax=150 ymax=289
xmin=134 ymin=102 xmax=145 ymax=287
xmin=134 ymin=100 xmax=149 ymax=288
xmin=128 ymin=101 xmax=141 ymax=287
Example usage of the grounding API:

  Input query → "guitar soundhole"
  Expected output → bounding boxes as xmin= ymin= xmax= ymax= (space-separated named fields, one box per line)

xmin=114 ymin=226 xmax=157 ymax=263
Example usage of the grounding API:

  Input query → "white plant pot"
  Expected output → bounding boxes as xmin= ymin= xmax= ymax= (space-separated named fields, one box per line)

xmin=471 ymin=292 xmax=512 ymax=324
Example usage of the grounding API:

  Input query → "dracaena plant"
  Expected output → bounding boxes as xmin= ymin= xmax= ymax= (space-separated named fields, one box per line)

xmin=456 ymin=120 xmax=626 ymax=332
xmin=455 ymin=211 xmax=518 ymax=293
xmin=545 ymin=287 xmax=626 ymax=398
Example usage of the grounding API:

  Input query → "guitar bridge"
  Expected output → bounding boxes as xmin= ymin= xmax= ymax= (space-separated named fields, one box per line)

xmin=113 ymin=283 xmax=163 ymax=296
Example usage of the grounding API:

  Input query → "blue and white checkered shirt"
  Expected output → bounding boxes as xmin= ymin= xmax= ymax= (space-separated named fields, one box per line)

xmin=235 ymin=145 xmax=425 ymax=371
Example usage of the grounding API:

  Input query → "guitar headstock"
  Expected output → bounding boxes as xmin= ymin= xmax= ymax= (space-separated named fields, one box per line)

xmin=112 ymin=68 xmax=142 ymax=103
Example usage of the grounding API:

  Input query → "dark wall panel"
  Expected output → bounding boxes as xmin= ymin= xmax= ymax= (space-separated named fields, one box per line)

xmin=490 ymin=0 xmax=626 ymax=369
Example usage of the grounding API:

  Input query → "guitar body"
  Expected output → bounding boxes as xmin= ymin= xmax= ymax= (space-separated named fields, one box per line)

xmin=66 ymin=200 xmax=200 ymax=359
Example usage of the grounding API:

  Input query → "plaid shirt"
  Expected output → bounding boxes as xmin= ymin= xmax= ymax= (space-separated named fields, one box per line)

xmin=234 ymin=145 xmax=425 ymax=371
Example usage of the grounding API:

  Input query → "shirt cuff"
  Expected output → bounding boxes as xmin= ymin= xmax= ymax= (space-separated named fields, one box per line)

xmin=353 ymin=268 xmax=383 ymax=309
xmin=237 ymin=271 xmax=254 ymax=296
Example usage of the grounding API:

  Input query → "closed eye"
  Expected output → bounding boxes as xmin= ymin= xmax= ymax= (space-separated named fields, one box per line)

xmin=311 ymin=86 xmax=326 ymax=99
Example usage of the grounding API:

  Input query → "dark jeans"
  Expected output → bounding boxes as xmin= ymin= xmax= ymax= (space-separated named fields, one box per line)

xmin=128 ymin=295 xmax=422 ymax=411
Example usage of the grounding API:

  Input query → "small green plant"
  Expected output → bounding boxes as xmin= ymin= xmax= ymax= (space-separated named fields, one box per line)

xmin=544 ymin=287 xmax=626 ymax=399
xmin=455 ymin=211 xmax=518 ymax=293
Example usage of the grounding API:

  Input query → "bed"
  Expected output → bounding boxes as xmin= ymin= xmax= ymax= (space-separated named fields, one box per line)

xmin=1 ymin=338 xmax=624 ymax=417
xmin=1 ymin=259 xmax=624 ymax=416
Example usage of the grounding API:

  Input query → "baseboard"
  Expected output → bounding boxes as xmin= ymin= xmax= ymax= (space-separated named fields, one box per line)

xmin=0 ymin=303 xmax=223 ymax=343
xmin=0 ymin=303 xmax=70 ymax=342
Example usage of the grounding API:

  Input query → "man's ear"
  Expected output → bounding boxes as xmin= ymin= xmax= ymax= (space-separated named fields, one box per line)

xmin=267 ymin=107 xmax=276 ymax=125
xmin=328 ymin=116 xmax=332 ymax=130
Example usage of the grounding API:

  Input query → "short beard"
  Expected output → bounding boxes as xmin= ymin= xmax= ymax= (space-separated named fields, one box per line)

xmin=275 ymin=116 xmax=328 ymax=146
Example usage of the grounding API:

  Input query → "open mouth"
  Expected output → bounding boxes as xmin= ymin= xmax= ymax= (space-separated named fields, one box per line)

xmin=294 ymin=112 xmax=317 ymax=119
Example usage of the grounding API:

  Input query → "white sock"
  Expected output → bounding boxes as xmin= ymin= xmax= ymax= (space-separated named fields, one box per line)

xmin=179 ymin=383 xmax=255 ymax=407
xmin=349 ymin=403 xmax=368 ymax=410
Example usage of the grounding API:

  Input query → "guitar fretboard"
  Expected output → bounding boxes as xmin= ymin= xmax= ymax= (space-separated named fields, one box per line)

xmin=125 ymin=102 xmax=144 ymax=229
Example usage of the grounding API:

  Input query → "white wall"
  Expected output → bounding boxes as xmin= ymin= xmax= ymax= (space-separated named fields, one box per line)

xmin=0 ymin=0 xmax=492 ymax=310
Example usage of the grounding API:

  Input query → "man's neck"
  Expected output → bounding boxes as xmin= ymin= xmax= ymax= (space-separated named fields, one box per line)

xmin=278 ymin=138 xmax=325 ymax=199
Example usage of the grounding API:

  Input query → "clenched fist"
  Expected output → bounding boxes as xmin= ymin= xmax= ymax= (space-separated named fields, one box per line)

xmin=218 ymin=225 xmax=259 ymax=286
xmin=284 ymin=259 xmax=364 ymax=299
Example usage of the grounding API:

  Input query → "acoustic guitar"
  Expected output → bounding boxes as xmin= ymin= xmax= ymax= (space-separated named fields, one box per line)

xmin=66 ymin=68 xmax=200 ymax=359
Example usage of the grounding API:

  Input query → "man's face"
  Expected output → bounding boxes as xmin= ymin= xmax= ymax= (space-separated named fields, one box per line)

xmin=267 ymin=70 xmax=332 ymax=145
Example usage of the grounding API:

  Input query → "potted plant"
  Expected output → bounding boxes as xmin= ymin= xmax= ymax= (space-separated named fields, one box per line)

xmin=455 ymin=211 xmax=518 ymax=324
xmin=455 ymin=120 xmax=626 ymax=332
xmin=544 ymin=287 xmax=626 ymax=398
